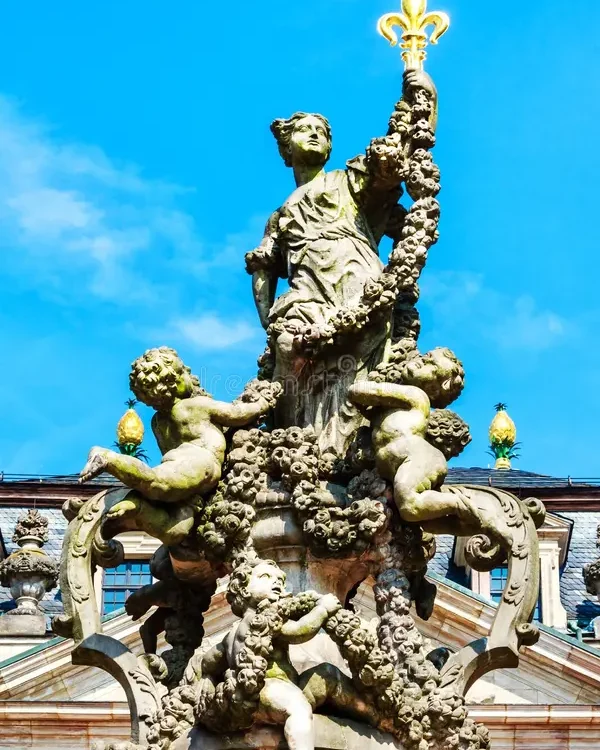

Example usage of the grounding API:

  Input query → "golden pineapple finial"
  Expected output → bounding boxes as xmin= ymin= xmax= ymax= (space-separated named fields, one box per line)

xmin=488 ymin=403 xmax=519 ymax=471
xmin=378 ymin=0 xmax=450 ymax=70
xmin=115 ymin=399 xmax=148 ymax=460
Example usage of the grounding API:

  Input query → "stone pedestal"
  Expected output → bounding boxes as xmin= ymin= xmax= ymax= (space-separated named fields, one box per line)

xmin=171 ymin=715 xmax=403 ymax=750
xmin=0 ymin=612 xmax=46 ymax=636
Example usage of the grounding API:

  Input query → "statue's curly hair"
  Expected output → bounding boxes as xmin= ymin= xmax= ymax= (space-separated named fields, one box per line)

xmin=129 ymin=346 xmax=209 ymax=410
xmin=226 ymin=559 xmax=282 ymax=617
xmin=426 ymin=408 xmax=471 ymax=460
xmin=271 ymin=112 xmax=332 ymax=168
xmin=399 ymin=346 xmax=465 ymax=409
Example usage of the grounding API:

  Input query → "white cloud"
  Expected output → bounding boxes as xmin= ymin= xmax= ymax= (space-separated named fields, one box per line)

xmin=0 ymin=94 xmax=201 ymax=301
xmin=421 ymin=271 xmax=568 ymax=351
xmin=158 ymin=313 xmax=262 ymax=352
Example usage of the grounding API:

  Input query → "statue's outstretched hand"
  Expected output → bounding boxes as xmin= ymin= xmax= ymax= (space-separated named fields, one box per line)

xmin=125 ymin=588 xmax=150 ymax=621
xmin=320 ymin=593 xmax=342 ymax=616
xmin=240 ymin=379 xmax=282 ymax=410
xmin=79 ymin=447 xmax=109 ymax=483
xmin=403 ymin=68 xmax=436 ymax=100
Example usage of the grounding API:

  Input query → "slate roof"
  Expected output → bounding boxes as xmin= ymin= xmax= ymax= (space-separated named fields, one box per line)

xmin=3 ymin=468 xmax=600 ymax=491
xmin=0 ymin=472 xmax=121 ymax=485
xmin=557 ymin=510 xmax=600 ymax=629
xmin=446 ymin=467 xmax=600 ymax=492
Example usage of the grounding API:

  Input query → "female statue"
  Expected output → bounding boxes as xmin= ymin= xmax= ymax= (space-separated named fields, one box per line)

xmin=246 ymin=70 xmax=436 ymax=458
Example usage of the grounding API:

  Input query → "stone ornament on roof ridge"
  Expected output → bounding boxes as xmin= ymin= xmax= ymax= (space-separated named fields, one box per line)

xmin=12 ymin=507 xmax=50 ymax=545
xmin=0 ymin=509 xmax=58 ymax=636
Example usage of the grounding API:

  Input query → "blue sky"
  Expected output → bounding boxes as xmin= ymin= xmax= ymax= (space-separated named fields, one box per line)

xmin=1 ymin=0 xmax=599 ymax=477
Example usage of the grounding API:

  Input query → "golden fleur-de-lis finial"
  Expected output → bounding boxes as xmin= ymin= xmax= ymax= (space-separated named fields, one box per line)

xmin=378 ymin=0 xmax=450 ymax=70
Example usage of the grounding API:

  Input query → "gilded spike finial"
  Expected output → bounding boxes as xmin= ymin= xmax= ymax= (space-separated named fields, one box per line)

xmin=378 ymin=0 xmax=450 ymax=70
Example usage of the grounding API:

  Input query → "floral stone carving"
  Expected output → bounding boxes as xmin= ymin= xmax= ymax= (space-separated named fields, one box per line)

xmin=57 ymin=9 xmax=546 ymax=750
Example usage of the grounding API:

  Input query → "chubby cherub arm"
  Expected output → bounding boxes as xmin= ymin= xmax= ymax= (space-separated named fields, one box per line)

xmin=209 ymin=399 xmax=271 ymax=427
xmin=125 ymin=580 xmax=172 ymax=620
xmin=196 ymin=639 xmax=229 ymax=711
xmin=348 ymin=381 xmax=430 ymax=415
xmin=280 ymin=594 xmax=341 ymax=645
xmin=209 ymin=380 xmax=281 ymax=428
xmin=201 ymin=640 xmax=228 ymax=679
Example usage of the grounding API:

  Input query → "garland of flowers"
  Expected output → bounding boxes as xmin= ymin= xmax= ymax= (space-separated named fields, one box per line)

xmin=262 ymin=87 xmax=440 ymax=359
xmin=197 ymin=422 xmax=390 ymax=560
xmin=267 ymin=427 xmax=390 ymax=556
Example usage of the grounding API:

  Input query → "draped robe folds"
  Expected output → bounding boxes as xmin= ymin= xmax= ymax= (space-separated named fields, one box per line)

xmin=268 ymin=157 xmax=400 ymax=458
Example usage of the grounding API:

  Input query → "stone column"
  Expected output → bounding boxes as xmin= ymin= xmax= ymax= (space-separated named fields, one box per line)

xmin=539 ymin=539 xmax=568 ymax=630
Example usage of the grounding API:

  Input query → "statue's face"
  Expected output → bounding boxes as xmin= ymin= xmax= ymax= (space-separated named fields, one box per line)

xmin=424 ymin=349 xmax=458 ymax=384
xmin=246 ymin=562 xmax=286 ymax=606
xmin=290 ymin=115 xmax=330 ymax=167
xmin=406 ymin=349 xmax=455 ymax=385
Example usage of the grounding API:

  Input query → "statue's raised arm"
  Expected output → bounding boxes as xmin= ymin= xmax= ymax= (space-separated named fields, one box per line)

xmin=349 ymin=68 xmax=438 ymax=245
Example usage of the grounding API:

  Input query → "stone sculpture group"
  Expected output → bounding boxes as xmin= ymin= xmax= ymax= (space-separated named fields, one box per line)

xmin=56 ymin=6 xmax=546 ymax=750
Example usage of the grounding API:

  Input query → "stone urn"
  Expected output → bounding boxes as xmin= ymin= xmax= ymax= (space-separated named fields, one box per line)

xmin=0 ymin=509 xmax=58 ymax=635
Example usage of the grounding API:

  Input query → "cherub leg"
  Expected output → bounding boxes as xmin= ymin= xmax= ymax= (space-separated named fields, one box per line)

xmin=139 ymin=608 xmax=169 ymax=654
xmin=395 ymin=463 xmax=484 ymax=534
xmin=102 ymin=494 xmax=196 ymax=546
xmin=259 ymin=678 xmax=314 ymax=750
xmin=393 ymin=455 xmax=459 ymax=524
xmin=80 ymin=445 xmax=219 ymax=502
xmin=300 ymin=663 xmax=379 ymax=726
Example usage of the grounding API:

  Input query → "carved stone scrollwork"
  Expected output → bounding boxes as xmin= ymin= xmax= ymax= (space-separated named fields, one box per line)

xmin=74 ymin=634 xmax=165 ymax=747
xmin=439 ymin=485 xmax=545 ymax=695
xmin=53 ymin=488 xmax=127 ymax=642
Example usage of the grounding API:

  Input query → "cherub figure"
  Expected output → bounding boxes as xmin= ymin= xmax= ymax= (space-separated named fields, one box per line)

xmin=196 ymin=560 xmax=377 ymax=750
xmin=348 ymin=380 xmax=481 ymax=535
xmin=79 ymin=347 xmax=281 ymax=545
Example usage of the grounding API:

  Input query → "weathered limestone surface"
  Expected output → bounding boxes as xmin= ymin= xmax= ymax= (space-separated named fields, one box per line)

xmin=52 ymin=7 xmax=548 ymax=750
xmin=171 ymin=716 xmax=404 ymax=750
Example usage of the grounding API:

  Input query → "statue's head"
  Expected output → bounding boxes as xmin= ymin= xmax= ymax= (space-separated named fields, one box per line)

xmin=271 ymin=113 xmax=332 ymax=169
xmin=129 ymin=346 xmax=209 ymax=411
xmin=426 ymin=409 xmax=472 ymax=460
xmin=227 ymin=559 xmax=286 ymax=616
xmin=402 ymin=347 xmax=464 ymax=408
